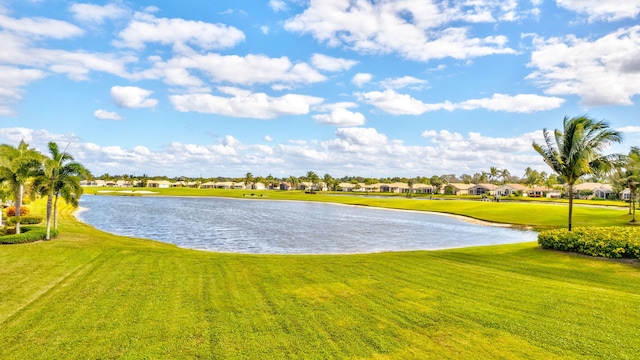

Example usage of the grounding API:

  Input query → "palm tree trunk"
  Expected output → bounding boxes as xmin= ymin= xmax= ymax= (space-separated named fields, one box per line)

xmin=53 ymin=195 xmax=59 ymax=229
xmin=15 ymin=184 xmax=23 ymax=235
xmin=631 ymin=187 xmax=637 ymax=223
xmin=46 ymin=195 xmax=53 ymax=240
xmin=567 ymin=183 xmax=574 ymax=231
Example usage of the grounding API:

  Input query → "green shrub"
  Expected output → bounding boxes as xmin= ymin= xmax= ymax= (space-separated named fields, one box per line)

xmin=538 ymin=227 xmax=640 ymax=259
xmin=0 ymin=227 xmax=59 ymax=244
xmin=5 ymin=216 xmax=43 ymax=226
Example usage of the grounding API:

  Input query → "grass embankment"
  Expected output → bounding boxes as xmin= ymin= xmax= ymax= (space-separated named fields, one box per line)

xmin=1 ymin=195 xmax=639 ymax=358
xmin=85 ymin=187 xmax=633 ymax=229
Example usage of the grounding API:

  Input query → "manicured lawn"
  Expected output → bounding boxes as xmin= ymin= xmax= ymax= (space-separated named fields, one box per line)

xmin=1 ymin=194 xmax=638 ymax=358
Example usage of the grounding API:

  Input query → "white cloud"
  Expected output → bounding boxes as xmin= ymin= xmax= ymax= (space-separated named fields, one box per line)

xmin=94 ymin=109 xmax=123 ymax=121
xmin=618 ymin=126 xmax=640 ymax=134
xmin=0 ymin=13 xmax=83 ymax=39
xmin=0 ymin=31 xmax=137 ymax=82
xmin=145 ymin=53 xmax=327 ymax=88
xmin=70 ymin=3 xmax=131 ymax=25
xmin=359 ymin=89 xmax=564 ymax=114
xmin=352 ymin=73 xmax=373 ymax=87
xmin=457 ymin=93 xmax=565 ymax=113
xmin=334 ymin=127 xmax=387 ymax=146
xmin=358 ymin=89 xmax=452 ymax=115
xmin=111 ymin=86 xmax=158 ymax=109
xmin=313 ymin=108 xmax=366 ymax=126
xmin=380 ymin=76 xmax=428 ymax=90
xmin=114 ymin=12 xmax=245 ymax=50
xmin=169 ymin=88 xmax=324 ymax=119
xmin=311 ymin=53 xmax=358 ymax=72
xmin=260 ymin=26 xmax=270 ymax=34
xmin=557 ymin=0 xmax=640 ymax=22
xmin=264 ymin=135 xmax=274 ymax=142
xmin=269 ymin=0 xmax=288 ymax=12
xmin=0 ymin=66 xmax=46 ymax=116
xmin=284 ymin=0 xmax=519 ymax=62
xmin=527 ymin=26 xmax=640 ymax=106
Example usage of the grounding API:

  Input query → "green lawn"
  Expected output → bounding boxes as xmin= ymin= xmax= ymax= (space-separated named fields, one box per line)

xmin=0 ymin=193 xmax=638 ymax=358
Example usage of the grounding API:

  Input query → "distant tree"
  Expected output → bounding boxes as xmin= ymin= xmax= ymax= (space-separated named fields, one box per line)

xmin=306 ymin=171 xmax=319 ymax=191
xmin=430 ymin=175 xmax=443 ymax=194
xmin=532 ymin=115 xmax=623 ymax=230
xmin=244 ymin=172 xmax=254 ymax=189
xmin=500 ymin=169 xmax=511 ymax=184
xmin=323 ymin=173 xmax=333 ymax=192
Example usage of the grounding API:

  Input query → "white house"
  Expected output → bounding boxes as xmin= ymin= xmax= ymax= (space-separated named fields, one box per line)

xmin=494 ymin=184 xmax=530 ymax=197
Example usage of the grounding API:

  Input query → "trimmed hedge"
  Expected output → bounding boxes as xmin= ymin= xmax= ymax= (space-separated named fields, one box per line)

xmin=0 ymin=227 xmax=59 ymax=244
xmin=538 ymin=227 xmax=640 ymax=259
xmin=5 ymin=216 xmax=44 ymax=226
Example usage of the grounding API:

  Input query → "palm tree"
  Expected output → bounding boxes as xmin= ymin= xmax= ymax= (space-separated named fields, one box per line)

xmin=0 ymin=141 xmax=43 ymax=234
xmin=532 ymin=115 xmax=623 ymax=230
xmin=306 ymin=171 xmax=318 ymax=192
xmin=36 ymin=142 xmax=89 ymax=239
xmin=323 ymin=173 xmax=333 ymax=193
xmin=617 ymin=147 xmax=640 ymax=222
xmin=500 ymin=169 xmax=511 ymax=184
xmin=244 ymin=172 xmax=254 ymax=189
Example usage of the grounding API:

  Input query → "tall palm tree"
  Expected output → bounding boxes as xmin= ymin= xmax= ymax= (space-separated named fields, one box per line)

xmin=0 ymin=140 xmax=42 ymax=234
xmin=306 ymin=171 xmax=318 ymax=191
xmin=500 ymin=169 xmax=511 ymax=184
xmin=617 ymin=147 xmax=640 ymax=222
xmin=532 ymin=115 xmax=623 ymax=230
xmin=35 ymin=142 xmax=89 ymax=239
xmin=244 ymin=172 xmax=254 ymax=189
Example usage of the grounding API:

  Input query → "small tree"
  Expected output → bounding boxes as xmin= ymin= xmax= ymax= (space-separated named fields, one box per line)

xmin=532 ymin=115 xmax=623 ymax=230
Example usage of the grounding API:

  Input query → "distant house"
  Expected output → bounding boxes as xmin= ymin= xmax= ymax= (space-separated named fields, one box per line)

xmin=115 ymin=180 xmax=132 ymax=188
xmin=468 ymin=183 xmax=494 ymax=196
xmin=495 ymin=184 xmax=531 ymax=197
xmin=380 ymin=182 xmax=410 ymax=193
xmin=252 ymin=182 xmax=266 ymax=190
xmin=572 ymin=182 xmax=613 ymax=199
xmin=413 ymin=183 xmax=434 ymax=194
xmin=620 ymin=188 xmax=632 ymax=201
xmin=338 ymin=182 xmax=359 ymax=192
xmin=528 ymin=186 xmax=559 ymax=198
xmin=214 ymin=181 xmax=233 ymax=189
xmin=80 ymin=180 xmax=98 ymax=187
xmin=592 ymin=184 xmax=614 ymax=199
xmin=279 ymin=182 xmax=293 ymax=190
xmin=200 ymin=181 xmax=216 ymax=189
xmin=147 ymin=180 xmax=172 ymax=188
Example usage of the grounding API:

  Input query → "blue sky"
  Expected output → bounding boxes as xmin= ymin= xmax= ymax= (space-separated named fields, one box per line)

xmin=1 ymin=0 xmax=639 ymax=179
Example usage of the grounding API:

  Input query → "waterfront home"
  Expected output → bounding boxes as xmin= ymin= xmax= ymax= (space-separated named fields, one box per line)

xmin=495 ymin=184 xmax=531 ymax=197
xmin=147 ymin=180 xmax=172 ymax=188
xmin=468 ymin=183 xmax=493 ymax=196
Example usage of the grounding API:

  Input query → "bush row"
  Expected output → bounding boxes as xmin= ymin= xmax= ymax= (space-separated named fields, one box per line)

xmin=5 ymin=216 xmax=44 ymax=226
xmin=538 ymin=227 xmax=640 ymax=259
xmin=0 ymin=227 xmax=59 ymax=244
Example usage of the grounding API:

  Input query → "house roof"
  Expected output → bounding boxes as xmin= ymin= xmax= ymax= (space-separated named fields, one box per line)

xmin=496 ymin=183 xmax=531 ymax=191
xmin=573 ymin=182 xmax=612 ymax=191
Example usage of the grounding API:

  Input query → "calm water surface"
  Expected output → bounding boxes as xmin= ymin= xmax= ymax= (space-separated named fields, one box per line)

xmin=76 ymin=195 xmax=537 ymax=254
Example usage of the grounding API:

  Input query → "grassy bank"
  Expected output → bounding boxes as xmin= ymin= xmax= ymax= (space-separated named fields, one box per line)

xmin=1 ymin=196 xmax=639 ymax=358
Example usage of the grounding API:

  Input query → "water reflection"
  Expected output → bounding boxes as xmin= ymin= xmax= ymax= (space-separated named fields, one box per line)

xmin=76 ymin=195 xmax=537 ymax=254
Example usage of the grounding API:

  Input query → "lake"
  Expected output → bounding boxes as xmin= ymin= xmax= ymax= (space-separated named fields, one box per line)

xmin=75 ymin=195 xmax=537 ymax=254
